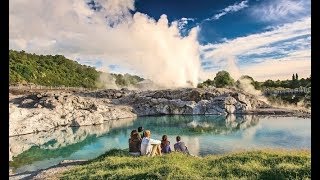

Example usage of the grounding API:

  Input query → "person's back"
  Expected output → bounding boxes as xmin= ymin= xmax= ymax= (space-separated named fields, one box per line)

xmin=129 ymin=130 xmax=142 ymax=156
xmin=138 ymin=126 xmax=144 ymax=138
xmin=174 ymin=136 xmax=189 ymax=154
xmin=161 ymin=135 xmax=171 ymax=154
xmin=140 ymin=130 xmax=161 ymax=156
xmin=140 ymin=136 xmax=150 ymax=155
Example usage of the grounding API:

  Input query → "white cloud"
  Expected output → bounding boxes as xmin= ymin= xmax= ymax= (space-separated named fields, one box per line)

xmin=251 ymin=0 xmax=310 ymax=22
xmin=177 ymin=17 xmax=194 ymax=30
xmin=9 ymin=0 xmax=201 ymax=88
xmin=241 ymin=46 xmax=280 ymax=56
xmin=95 ymin=0 xmax=135 ymax=25
xmin=200 ymin=17 xmax=310 ymax=81
xmin=201 ymin=17 xmax=310 ymax=57
xmin=240 ymin=51 xmax=311 ymax=80
xmin=241 ymin=35 xmax=310 ymax=57
xmin=206 ymin=0 xmax=249 ymax=21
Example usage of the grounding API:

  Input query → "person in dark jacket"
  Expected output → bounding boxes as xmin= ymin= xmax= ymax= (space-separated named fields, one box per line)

xmin=138 ymin=126 xmax=144 ymax=138
xmin=160 ymin=135 xmax=171 ymax=154
xmin=173 ymin=136 xmax=189 ymax=154
xmin=129 ymin=130 xmax=142 ymax=156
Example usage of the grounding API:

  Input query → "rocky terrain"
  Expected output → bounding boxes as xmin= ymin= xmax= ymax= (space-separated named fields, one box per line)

xmin=9 ymin=91 xmax=136 ymax=136
xmin=112 ymin=88 xmax=270 ymax=115
xmin=10 ymin=87 xmax=310 ymax=137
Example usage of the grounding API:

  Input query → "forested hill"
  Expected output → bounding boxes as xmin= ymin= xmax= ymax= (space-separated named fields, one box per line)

xmin=9 ymin=50 xmax=144 ymax=88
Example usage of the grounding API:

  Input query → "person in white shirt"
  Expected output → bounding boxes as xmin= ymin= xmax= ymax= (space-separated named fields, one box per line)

xmin=140 ymin=130 xmax=162 ymax=156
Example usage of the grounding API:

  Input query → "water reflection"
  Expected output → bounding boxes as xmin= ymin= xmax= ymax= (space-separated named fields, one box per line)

xmin=9 ymin=115 xmax=310 ymax=174
xmin=186 ymin=114 xmax=259 ymax=134
xmin=9 ymin=117 xmax=136 ymax=162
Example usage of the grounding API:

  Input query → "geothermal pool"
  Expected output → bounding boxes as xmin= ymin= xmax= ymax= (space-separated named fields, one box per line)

xmin=9 ymin=115 xmax=311 ymax=174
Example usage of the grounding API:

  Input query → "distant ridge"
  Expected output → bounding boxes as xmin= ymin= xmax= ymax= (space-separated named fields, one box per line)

xmin=9 ymin=50 xmax=144 ymax=88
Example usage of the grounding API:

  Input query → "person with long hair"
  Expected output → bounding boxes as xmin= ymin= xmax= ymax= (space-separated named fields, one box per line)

xmin=161 ymin=135 xmax=172 ymax=154
xmin=128 ymin=129 xmax=142 ymax=156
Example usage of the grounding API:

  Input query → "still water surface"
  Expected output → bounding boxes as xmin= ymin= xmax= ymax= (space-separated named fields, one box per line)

xmin=9 ymin=115 xmax=310 ymax=173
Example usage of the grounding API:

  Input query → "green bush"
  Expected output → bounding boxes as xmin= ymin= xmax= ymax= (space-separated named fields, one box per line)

xmin=213 ymin=71 xmax=235 ymax=88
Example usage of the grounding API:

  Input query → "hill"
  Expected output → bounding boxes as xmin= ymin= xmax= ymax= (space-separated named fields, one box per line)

xmin=9 ymin=50 xmax=144 ymax=88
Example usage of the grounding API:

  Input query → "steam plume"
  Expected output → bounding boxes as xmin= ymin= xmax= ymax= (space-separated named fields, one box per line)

xmin=9 ymin=0 xmax=201 ymax=88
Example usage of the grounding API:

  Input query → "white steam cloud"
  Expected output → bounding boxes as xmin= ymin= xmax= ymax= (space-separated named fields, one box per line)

xmin=237 ymin=78 xmax=268 ymax=103
xmin=9 ymin=0 xmax=201 ymax=88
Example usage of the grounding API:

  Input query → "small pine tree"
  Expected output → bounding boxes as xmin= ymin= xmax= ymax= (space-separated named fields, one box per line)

xmin=295 ymin=73 xmax=298 ymax=80
xmin=292 ymin=74 xmax=295 ymax=81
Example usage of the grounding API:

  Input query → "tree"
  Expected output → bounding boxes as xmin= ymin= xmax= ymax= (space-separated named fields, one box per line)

xmin=239 ymin=75 xmax=254 ymax=82
xmin=290 ymin=73 xmax=300 ymax=88
xmin=213 ymin=70 xmax=235 ymax=88
xmin=203 ymin=79 xmax=214 ymax=86
xmin=197 ymin=83 xmax=204 ymax=88
xmin=263 ymin=79 xmax=275 ymax=88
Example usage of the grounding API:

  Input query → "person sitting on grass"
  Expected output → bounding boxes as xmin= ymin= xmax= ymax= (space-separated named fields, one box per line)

xmin=128 ymin=130 xmax=142 ymax=156
xmin=138 ymin=126 xmax=144 ymax=138
xmin=160 ymin=135 xmax=172 ymax=154
xmin=140 ymin=130 xmax=162 ymax=156
xmin=174 ymin=136 xmax=189 ymax=154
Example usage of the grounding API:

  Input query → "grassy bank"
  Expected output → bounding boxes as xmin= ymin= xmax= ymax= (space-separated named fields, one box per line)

xmin=61 ymin=149 xmax=310 ymax=179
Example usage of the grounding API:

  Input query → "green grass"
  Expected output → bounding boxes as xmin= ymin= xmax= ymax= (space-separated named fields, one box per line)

xmin=61 ymin=149 xmax=310 ymax=180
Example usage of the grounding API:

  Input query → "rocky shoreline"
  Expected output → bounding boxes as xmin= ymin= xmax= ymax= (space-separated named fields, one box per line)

xmin=9 ymin=87 xmax=310 ymax=137
xmin=9 ymin=160 xmax=88 ymax=180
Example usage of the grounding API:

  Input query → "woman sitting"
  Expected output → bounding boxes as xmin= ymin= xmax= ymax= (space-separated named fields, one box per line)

xmin=128 ymin=130 xmax=142 ymax=156
xmin=160 ymin=135 xmax=172 ymax=154
xmin=140 ymin=130 xmax=162 ymax=156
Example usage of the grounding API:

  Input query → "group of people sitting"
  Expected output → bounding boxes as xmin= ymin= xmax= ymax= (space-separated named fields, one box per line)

xmin=128 ymin=126 xmax=189 ymax=156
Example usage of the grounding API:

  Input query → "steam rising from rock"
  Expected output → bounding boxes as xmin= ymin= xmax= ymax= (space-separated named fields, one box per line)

xmin=237 ymin=78 xmax=310 ymax=112
xmin=97 ymin=72 xmax=118 ymax=89
xmin=237 ymin=78 xmax=268 ymax=103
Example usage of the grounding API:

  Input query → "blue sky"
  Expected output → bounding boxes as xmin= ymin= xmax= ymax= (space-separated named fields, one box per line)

xmin=134 ymin=0 xmax=265 ymax=43
xmin=9 ymin=0 xmax=311 ymax=87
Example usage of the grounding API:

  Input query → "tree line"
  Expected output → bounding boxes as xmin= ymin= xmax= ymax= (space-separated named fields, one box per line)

xmin=9 ymin=50 xmax=144 ymax=88
xmin=9 ymin=50 xmax=310 ymax=90
xmin=197 ymin=71 xmax=311 ymax=90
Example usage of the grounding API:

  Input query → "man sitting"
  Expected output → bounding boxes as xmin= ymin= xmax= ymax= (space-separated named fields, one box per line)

xmin=174 ymin=136 xmax=189 ymax=154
